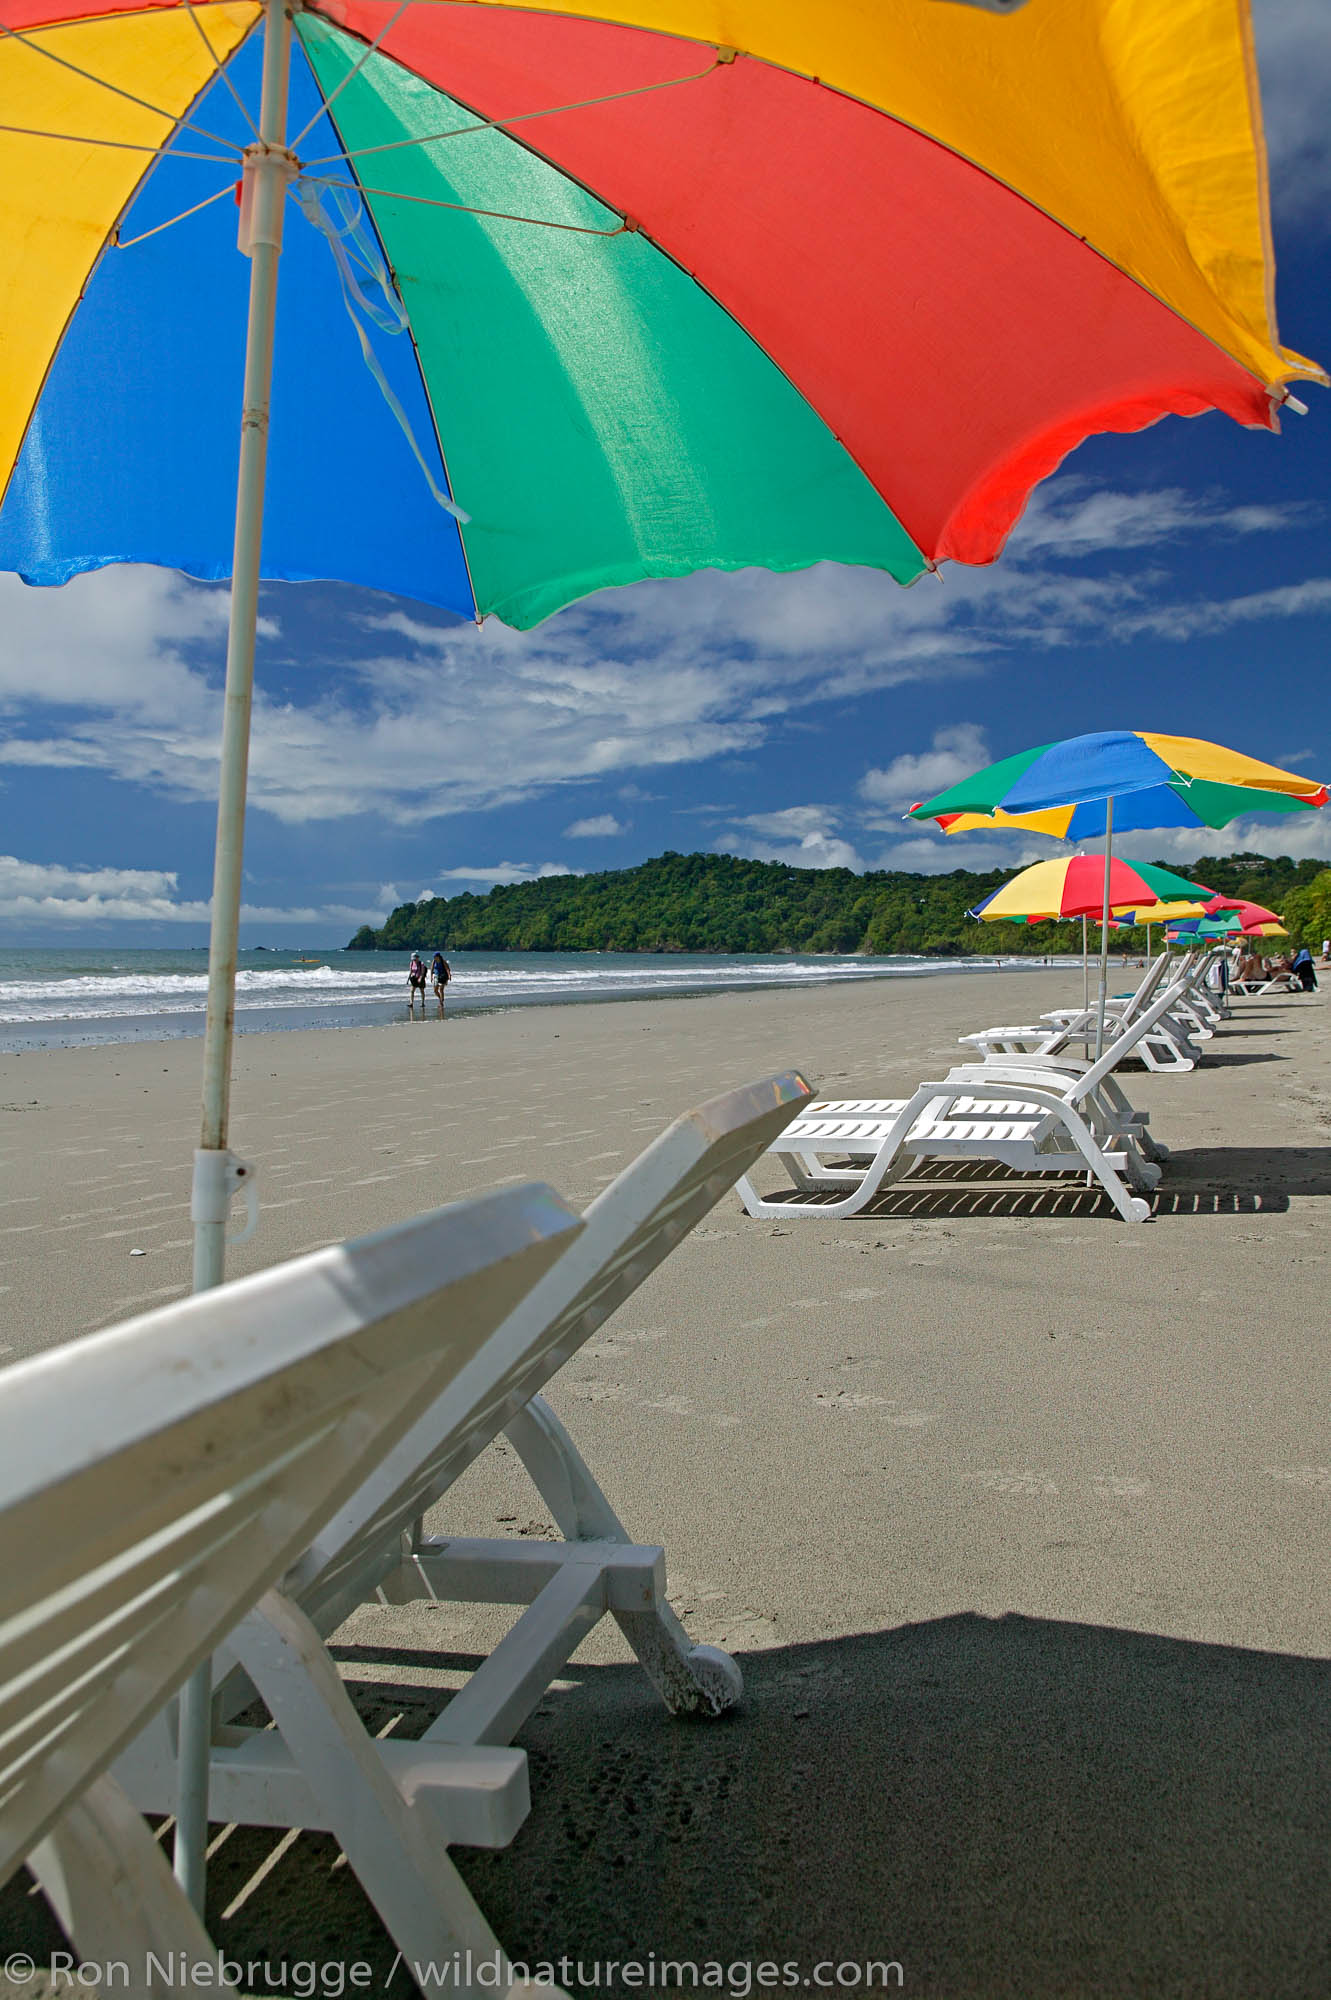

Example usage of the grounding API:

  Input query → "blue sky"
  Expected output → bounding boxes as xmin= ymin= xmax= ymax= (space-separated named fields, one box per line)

xmin=1 ymin=0 xmax=1328 ymax=944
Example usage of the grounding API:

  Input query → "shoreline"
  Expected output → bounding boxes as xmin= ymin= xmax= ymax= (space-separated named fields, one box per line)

xmin=0 ymin=951 xmax=1089 ymax=1056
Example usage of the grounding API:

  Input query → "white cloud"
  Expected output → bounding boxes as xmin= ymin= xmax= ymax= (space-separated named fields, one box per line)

xmin=869 ymin=831 xmax=1066 ymax=875
xmin=716 ymin=805 xmax=864 ymax=871
xmin=431 ymin=862 xmax=575 ymax=886
xmin=0 ymin=855 xmax=390 ymax=928
xmin=858 ymin=724 xmax=991 ymax=814
xmin=563 ymin=814 xmax=627 ymax=838
xmin=1112 ymin=577 xmax=1331 ymax=642
xmin=1252 ymin=0 xmax=1331 ymax=230
xmin=716 ymin=829 xmax=864 ymax=871
xmin=1015 ymin=483 xmax=1312 ymax=556
xmin=1117 ymin=816 xmax=1331 ymax=868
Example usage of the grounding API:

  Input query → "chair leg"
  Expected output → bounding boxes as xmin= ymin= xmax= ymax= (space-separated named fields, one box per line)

xmin=1056 ymin=1107 xmax=1153 ymax=1222
xmin=506 ymin=1399 xmax=742 ymax=1717
xmin=231 ymin=1592 xmax=568 ymax=2000
xmin=27 ymin=1774 xmax=236 ymax=1999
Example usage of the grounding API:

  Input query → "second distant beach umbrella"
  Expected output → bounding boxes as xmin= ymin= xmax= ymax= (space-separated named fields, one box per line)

xmin=969 ymin=855 xmax=1213 ymax=923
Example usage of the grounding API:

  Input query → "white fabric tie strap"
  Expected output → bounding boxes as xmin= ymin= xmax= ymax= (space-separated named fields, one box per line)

xmin=294 ymin=177 xmax=470 ymax=524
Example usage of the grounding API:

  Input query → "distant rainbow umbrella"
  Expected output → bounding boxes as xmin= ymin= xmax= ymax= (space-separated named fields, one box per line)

xmin=969 ymin=855 xmax=1213 ymax=923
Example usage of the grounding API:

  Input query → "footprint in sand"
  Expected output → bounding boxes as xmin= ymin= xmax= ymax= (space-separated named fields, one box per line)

xmin=584 ymin=1326 xmax=670 ymax=1360
xmin=813 ymin=1390 xmax=936 ymax=1425
xmin=570 ymin=1378 xmax=740 ymax=1429
xmin=964 ymin=1469 xmax=1059 ymax=1496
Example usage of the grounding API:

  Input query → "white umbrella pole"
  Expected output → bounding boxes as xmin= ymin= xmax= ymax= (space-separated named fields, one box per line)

xmin=1094 ymin=797 xmax=1114 ymax=1060
xmin=177 ymin=0 xmax=294 ymax=1912
xmin=1082 ymin=914 xmax=1089 ymax=1011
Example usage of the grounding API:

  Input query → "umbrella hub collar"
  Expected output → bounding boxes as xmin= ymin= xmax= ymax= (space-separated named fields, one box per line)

xmin=237 ymin=143 xmax=301 ymax=257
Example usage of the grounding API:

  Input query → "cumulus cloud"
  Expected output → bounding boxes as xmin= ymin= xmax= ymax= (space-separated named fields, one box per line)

xmin=563 ymin=814 xmax=627 ymax=838
xmin=0 ymin=855 xmax=390 ymax=929
xmin=716 ymin=805 xmax=864 ymax=871
xmin=858 ymin=724 xmax=991 ymax=815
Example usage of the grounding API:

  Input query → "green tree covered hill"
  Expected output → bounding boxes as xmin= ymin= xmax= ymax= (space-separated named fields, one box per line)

xmin=347 ymin=850 xmax=1331 ymax=956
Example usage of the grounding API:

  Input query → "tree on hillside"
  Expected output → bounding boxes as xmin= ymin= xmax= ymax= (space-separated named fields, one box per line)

xmin=345 ymin=849 xmax=1331 ymax=958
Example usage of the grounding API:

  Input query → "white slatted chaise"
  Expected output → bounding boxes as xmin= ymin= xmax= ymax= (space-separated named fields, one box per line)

xmin=735 ymin=990 xmax=1188 ymax=1225
xmin=115 ymin=1073 xmax=813 ymax=1980
xmin=0 ymin=1184 xmax=583 ymax=1997
xmin=959 ymin=965 xmax=1205 ymax=1073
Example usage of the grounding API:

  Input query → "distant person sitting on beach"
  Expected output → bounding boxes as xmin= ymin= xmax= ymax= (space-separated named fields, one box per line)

xmin=431 ymin=951 xmax=451 ymax=1017
xmin=407 ymin=952 xmax=427 ymax=1017
xmin=1292 ymin=945 xmax=1318 ymax=992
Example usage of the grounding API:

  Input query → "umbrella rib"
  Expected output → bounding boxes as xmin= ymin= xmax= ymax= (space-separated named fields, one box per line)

xmin=178 ymin=0 xmax=260 ymax=139
xmin=302 ymin=172 xmax=628 ymax=235
xmin=288 ymin=0 xmax=413 ymax=150
xmin=0 ymin=20 xmax=244 ymax=154
xmin=0 ymin=119 xmax=236 ymax=161
xmin=299 ymin=55 xmax=723 ymax=170
xmin=115 ymin=179 xmax=237 ymax=248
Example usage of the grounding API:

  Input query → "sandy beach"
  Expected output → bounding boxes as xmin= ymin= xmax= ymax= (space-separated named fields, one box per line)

xmin=4 ymin=967 xmax=1331 ymax=1996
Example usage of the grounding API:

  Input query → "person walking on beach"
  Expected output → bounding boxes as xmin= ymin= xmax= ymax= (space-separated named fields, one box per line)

xmin=407 ymin=951 xmax=427 ymax=1017
xmin=431 ymin=950 xmax=452 ymax=1018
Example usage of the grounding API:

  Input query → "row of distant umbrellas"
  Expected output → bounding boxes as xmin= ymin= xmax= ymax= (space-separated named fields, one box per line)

xmin=906 ymin=730 xmax=1326 ymax=1047
xmin=967 ymin=856 xmax=1284 ymax=936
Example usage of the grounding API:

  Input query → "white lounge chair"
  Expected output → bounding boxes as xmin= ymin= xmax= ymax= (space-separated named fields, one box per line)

xmin=960 ymin=961 xmax=1205 ymax=1072
xmin=735 ymin=988 xmax=1187 ymax=1225
xmin=115 ymin=1073 xmax=812 ymax=1981
xmin=0 ymin=1184 xmax=583 ymax=1995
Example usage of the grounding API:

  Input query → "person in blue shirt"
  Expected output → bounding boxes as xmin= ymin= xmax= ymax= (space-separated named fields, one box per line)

xmin=430 ymin=951 xmax=452 ymax=1017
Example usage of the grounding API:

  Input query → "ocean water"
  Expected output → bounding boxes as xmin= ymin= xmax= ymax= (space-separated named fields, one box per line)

xmin=0 ymin=946 xmax=1068 ymax=1053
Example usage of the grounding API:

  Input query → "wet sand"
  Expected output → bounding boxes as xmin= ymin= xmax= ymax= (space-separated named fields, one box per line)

xmin=3 ymin=969 xmax=1330 ymax=1996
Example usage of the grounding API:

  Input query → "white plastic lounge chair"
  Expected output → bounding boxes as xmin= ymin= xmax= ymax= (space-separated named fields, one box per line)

xmin=959 ymin=961 xmax=1204 ymax=1072
xmin=0 ymin=1184 xmax=582 ymax=1995
xmin=736 ymin=988 xmax=1186 ymax=1225
xmin=115 ymin=1073 xmax=812 ymax=1982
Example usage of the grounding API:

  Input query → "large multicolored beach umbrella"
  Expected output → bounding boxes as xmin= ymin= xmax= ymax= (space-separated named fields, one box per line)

xmin=1 ymin=5 xmax=1323 ymax=621
xmin=908 ymin=732 xmax=1327 ymax=1055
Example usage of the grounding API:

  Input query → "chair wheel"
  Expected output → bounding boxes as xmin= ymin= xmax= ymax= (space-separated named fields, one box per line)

xmin=1128 ymin=1198 xmax=1153 ymax=1223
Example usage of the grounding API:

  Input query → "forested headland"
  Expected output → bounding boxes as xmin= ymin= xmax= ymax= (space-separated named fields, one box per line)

xmin=347 ymin=850 xmax=1331 ymax=956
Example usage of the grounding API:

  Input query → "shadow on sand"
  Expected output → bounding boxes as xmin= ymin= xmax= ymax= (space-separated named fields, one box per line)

xmin=9 ymin=1614 xmax=1328 ymax=1998
xmin=746 ymin=1144 xmax=1331 ymax=1223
